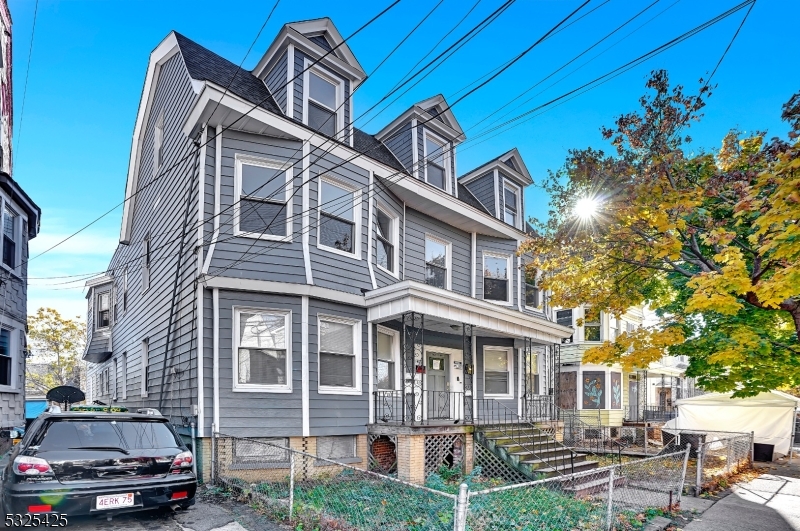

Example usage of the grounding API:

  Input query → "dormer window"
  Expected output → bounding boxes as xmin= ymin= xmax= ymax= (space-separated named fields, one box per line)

xmin=423 ymin=132 xmax=449 ymax=191
xmin=96 ymin=292 xmax=110 ymax=330
xmin=305 ymin=66 xmax=342 ymax=138
xmin=503 ymin=182 xmax=520 ymax=228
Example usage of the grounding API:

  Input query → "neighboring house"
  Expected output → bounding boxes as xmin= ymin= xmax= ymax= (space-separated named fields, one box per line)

xmin=0 ymin=0 xmax=42 ymax=452
xmin=555 ymin=305 xmax=701 ymax=426
xmin=83 ymin=18 xmax=574 ymax=483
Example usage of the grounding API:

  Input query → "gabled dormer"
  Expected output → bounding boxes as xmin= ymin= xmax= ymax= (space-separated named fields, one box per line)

xmin=376 ymin=95 xmax=465 ymax=196
xmin=458 ymin=148 xmax=532 ymax=231
xmin=252 ymin=18 xmax=367 ymax=145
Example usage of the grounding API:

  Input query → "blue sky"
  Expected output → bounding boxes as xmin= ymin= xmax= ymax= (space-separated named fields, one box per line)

xmin=10 ymin=0 xmax=797 ymax=318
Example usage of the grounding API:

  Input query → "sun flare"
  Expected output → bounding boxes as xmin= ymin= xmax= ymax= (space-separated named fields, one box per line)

xmin=574 ymin=197 xmax=599 ymax=220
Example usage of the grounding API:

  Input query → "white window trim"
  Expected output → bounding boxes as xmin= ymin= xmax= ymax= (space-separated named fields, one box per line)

xmin=502 ymin=180 xmax=522 ymax=230
xmin=153 ymin=110 xmax=164 ymax=176
xmin=317 ymin=314 xmax=362 ymax=396
xmin=482 ymin=252 xmax=513 ymax=306
xmin=95 ymin=290 xmax=111 ymax=331
xmin=232 ymin=306 xmax=293 ymax=393
xmin=316 ymin=175 xmax=362 ymax=260
xmin=141 ymin=339 xmax=149 ymax=397
xmin=376 ymin=324 xmax=401 ymax=391
xmin=0 ymin=327 xmax=18 ymax=392
xmin=375 ymin=203 xmax=400 ymax=279
xmin=233 ymin=154 xmax=294 ymax=242
xmin=422 ymin=129 xmax=451 ymax=193
xmin=0 ymin=193 xmax=27 ymax=276
xmin=483 ymin=346 xmax=514 ymax=399
xmin=302 ymin=60 xmax=345 ymax=141
xmin=424 ymin=233 xmax=452 ymax=291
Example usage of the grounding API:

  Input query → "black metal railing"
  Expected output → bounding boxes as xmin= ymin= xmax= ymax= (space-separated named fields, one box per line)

xmin=475 ymin=398 xmax=577 ymax=476
xmin=373 ymin=390 xmax=465 ymax=425
xmin=625 ymin=405 xmax=677 ymax=422
xmin=523 ymin=395 xmax=556 ymax=422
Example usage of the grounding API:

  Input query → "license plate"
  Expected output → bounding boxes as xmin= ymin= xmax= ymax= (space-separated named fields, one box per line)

xmin=96 ymin=493 xmax=134 ymax=510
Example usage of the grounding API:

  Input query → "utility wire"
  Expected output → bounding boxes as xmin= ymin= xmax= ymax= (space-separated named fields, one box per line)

xmin=703 ymin=0 xmax=754 ymax=88
xmin=14 ymin=0 xmax=39 ymax=162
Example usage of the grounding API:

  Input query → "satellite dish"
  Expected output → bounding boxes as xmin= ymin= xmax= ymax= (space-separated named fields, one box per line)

xmin=46 ymin=386 xmax=86 ymax=410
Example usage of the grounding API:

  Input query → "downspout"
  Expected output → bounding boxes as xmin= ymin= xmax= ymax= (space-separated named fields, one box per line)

xmin=212 ymin=288 xmax=220 ymax=432
xmin=196 ymin=125 xmax=207 ymax=436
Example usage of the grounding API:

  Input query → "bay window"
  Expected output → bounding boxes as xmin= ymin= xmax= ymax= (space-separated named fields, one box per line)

xmin=425 ymin=236 xmax=450 ymax=289
xmin=319 ymin=178 xmax=358 ymax=256
xmin=319 ymin=316 xmax=361 ymax=393
xmin=483 ymin=253 xmax=511 ymax=304
xmin=234 ymin=309 xmax=292 ymax=392
xmin=484 ymin=348 xmax=512 ymax=397
xmin=236 ymin=156 xmax=290 ymax=239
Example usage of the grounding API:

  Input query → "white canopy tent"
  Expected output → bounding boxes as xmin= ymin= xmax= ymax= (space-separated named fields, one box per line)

xmin=663 ymin=390 xmax=800 ymax=457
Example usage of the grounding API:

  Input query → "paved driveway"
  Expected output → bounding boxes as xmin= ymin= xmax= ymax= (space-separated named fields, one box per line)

xmin=684 ymin=474 xmax=800 ymax=531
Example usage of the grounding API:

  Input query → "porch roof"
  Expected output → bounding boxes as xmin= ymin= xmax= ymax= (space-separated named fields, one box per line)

xmin=365 ymin=280 xmax=571 ymax=344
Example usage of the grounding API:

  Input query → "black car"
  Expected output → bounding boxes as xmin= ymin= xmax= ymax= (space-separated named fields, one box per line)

xmin=0 ymin=408 xmax=197 ymax=518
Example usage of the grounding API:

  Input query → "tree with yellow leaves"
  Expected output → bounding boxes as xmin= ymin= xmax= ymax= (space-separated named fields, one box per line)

xmin=522 ymin=71 xmax=800 ymax=396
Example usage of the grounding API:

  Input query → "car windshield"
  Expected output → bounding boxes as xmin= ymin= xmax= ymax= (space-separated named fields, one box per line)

xmin=35 ymin=420 xmax=180 ymax=451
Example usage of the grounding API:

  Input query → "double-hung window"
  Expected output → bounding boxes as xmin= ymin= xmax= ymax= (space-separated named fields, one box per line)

xmin=234 ymin=309 xmax=292 ymax=392
xmin=96 ymin=292 xmax=110 ymax=329
xmin=319 ymin=316 xmax=361 ymax=393
xmin=375 ymin=207 xmax=396 ymax=274
xmin=2 ymin=205 xmax=17 ymax=268
xmin=503 ymin=182 xmax=520 ymax=228
xmin=0 ymin=329 xmax=12 ymax=387
xmin=484 ymin=348 xmax=512 ymax=397
xmin=425 ymin=236 xmax=450 ymax=290
xmin=376 ymin=327 xmax=398 ymax=391
xmin=424 ymin=133 xmax=448 ymax=190
xmin=306 ymin=69 xmax=341 ymax=138
xmin=236 ymin=156 xmax=290 ymax=239
xmin=584 ymin=318 xmax=601 ymax=341
xmin=524 ymin=269 xmax=540 ymax=309
xmin=483 ymin=254 xmax=511 ymax=304
xmin=557 ymin=309 xmax=574 ymax=343
xmin=319 ymin=178 xmax=358 ymax=256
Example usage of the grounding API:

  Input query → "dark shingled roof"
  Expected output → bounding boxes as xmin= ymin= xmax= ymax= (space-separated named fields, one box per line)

xmin=457 ymin=183 xmax=491 ymax=215
xmin=173 ymin=32 xmax=490 ymax=214
xmin=174 ymin=32 xmax=283 ymax=115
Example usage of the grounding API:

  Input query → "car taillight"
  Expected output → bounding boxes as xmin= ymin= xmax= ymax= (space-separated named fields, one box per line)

xmin=13 ymin=456 xmax=54 ymax=477
xmin=170 ymin=451 xmax=193 ymax=473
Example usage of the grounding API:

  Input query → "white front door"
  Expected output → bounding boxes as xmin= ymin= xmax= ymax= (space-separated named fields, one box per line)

xmin=424 ymin=346 xmax=464 ymax=420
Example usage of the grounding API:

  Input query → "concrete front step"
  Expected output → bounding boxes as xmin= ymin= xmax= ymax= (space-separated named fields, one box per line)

xmin=536 ymin=459 xmax=600 ymax=478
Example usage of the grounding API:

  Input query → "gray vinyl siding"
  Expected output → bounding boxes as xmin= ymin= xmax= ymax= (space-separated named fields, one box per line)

xmin=263 ymin=51 xmax=288 ymax=114
xmin=308 ymin=147 xmax=372 ymax=295
xmin=309 ymin=35 xmax=333 ymax=52
xmin=417 ymin=125 xmax=424 ymax=181
xmin=475 ymin=337 xmax=519 ymax=415
xmin=88 ymin=52 xmax=200 ymax=425
xmin=382 ymin=122 xmax=414 ymax=173
xmin=371 ymin=179 xmax=404 ymax=288
xmin=205 ymin=129 xmax=306 ymax=283
xmin=476 ymin=235 xmax=518 ymax=307
xmin=464 ymin=172 xmax=496 ymax=216
xmin=308 ymin=299 xmax=368 ymax=436
xmin=404 ymin=208 xmax=471 ymax=296
xmin=215 ymin=291 xmax=303 ymax=437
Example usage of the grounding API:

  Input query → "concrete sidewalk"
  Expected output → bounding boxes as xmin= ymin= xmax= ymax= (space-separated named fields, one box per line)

xmin=683 ymin=474 xmax=800 ymax=531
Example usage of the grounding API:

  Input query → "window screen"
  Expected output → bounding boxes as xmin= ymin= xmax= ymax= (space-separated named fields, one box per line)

xmin=320 ymin=319 xmax=356 ymax=388
xmin=317 ymin=436 xmax=356 ymax=460
xmin=484 ymin=349 xmax=510 ymax=395
xmin=234 ymin=438 xmax=289 ymax=464
xmin=238 ymin=311 xmax=288 ymax=386
xmin=484 ymin=256 xmax=509 ymax=302
xmin=320 ymin=181 xmax=355 ymax=253
xmin=239 ymin=163 xmax=287 ymax=236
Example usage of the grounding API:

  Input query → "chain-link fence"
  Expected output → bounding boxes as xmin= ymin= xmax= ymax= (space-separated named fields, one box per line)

xmin=687 ymin=431 xmax=753 ymax=494
xmin=212 ymin=434 xmax=457 ymax=530
xmin=212 ymin=433 xmax=691 ymax=531
xmin=465 ymin=449 xmax=690 ymax=531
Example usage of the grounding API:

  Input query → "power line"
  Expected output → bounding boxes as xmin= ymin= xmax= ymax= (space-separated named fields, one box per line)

xmin=14 ymin=0 xmax=39 ymax=162
xmin=23 ymin=0 xmax=403 ymax=269
xmin=703 ymin=0 xmax=755 ymax=88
